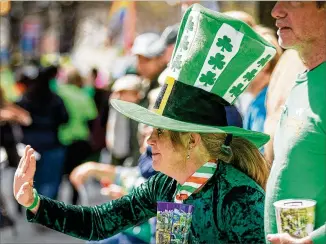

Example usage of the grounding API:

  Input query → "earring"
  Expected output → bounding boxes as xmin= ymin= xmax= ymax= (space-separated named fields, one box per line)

xmin=187 ymin=146 xmax=192 ymax=160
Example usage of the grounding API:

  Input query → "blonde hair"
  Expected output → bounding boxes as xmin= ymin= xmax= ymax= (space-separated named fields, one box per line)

xmin=169 ymin=131 xmax=270 ymax=190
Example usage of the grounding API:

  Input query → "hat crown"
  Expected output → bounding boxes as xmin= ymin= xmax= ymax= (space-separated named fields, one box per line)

xmin=110 ymin=4 xmax=272 ymax=149
xmin=166 ymin=3 xmax=276 ymax=105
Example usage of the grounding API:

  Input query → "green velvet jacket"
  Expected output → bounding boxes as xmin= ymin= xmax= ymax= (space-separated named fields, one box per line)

xmin=27 ymin=162 xmax=265 ymax=243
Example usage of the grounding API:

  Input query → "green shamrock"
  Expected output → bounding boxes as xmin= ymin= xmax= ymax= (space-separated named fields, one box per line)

xmin=243 ymin=69 xmax=258 ymax=82
xmin=171 ymin=55 xmax=182 ymax=71
xmin=181 ymin=36 xmax=190 ymax=51
xmin=187 ymin=16 xmax=194 ymax=32
xmin=257 ymin=54 xmax=272 ymax=67
xmin=229 ymin=83 xmax=244 ymax=97
xmin=208 ymin=53 xmax=226 ymax=70
xmin=216 ymin=35 xmax=233 ymax=52
xmin=199 ymin=71 xmax=216 ymax=87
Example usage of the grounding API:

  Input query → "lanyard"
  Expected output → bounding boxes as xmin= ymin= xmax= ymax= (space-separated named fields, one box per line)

xmin=174 ymin=160 xmax=217 ymax=203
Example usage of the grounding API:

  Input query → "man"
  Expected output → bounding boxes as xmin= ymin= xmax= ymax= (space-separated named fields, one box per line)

xmin=264 ymin=50 xmax=305 ymax=164
xmin=265 ymin=2 xmax=326 ymax=244
xmin=132 ymin=24 xmax=179 ymax=108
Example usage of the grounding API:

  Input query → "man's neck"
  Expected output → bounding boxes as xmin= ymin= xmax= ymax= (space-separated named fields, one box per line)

xmin=298 ymin=40 xmax=326 ymax=71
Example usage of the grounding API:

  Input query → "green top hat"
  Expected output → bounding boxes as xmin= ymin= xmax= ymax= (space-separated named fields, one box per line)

xmin=111 ymin=4 xmax=276 ymax=148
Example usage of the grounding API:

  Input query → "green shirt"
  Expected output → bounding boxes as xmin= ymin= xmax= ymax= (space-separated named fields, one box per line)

xmin=27 ymin=162 xmax=265 ymax=243
xmin=0 ymin=68 xmax=19 ymax=102
xmin=55 ymin=84 xmax=97 ymax=145
xmin=265 ymin=62 xmax=326 ymax=244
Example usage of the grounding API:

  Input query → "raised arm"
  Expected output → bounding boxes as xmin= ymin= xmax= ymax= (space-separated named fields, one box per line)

xmin=14 ymin=146 xmax=169 ymax=241
xmin=26 ymin=181 xmax=157 ymax=241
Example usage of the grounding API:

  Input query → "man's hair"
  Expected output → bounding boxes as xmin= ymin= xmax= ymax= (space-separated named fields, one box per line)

xmin=316 ymin=1 xmax=326 ymax=9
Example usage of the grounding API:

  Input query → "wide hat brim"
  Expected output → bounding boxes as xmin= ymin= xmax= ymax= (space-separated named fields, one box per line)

xmin=111 ymin=99 xmax=270 ymax=148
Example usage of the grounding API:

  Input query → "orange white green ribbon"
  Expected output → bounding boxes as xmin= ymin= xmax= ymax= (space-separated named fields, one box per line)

xmin=174 ymin=160 xmax=217 ymax=203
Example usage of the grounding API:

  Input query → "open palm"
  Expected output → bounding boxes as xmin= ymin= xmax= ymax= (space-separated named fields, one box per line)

xmin=13 ymin=145 xmax=37 ymax=207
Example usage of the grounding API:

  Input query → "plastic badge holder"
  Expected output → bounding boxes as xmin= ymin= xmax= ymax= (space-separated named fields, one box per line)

xmin=156 ymin=202 xmax=194 ymax=244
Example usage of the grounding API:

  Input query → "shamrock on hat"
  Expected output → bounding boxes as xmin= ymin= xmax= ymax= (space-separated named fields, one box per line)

xmin=111 ymin=4 xmax=276 ymax=148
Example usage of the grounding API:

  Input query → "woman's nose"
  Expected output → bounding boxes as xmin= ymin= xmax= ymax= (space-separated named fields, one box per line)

xmin=147 ymin=132 xmax=155 ymax=146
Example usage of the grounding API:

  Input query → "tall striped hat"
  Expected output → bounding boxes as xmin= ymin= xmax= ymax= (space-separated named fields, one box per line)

xmin=111 ymin=4 xmax=276 ymax=148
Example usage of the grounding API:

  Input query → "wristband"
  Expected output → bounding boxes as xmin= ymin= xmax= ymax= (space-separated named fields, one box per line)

xmin=26 ymin=188 xmax=39 ymax=210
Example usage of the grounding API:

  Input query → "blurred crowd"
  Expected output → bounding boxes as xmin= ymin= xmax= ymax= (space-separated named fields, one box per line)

xmin=0 ymin=6 xmax=306 ymax=244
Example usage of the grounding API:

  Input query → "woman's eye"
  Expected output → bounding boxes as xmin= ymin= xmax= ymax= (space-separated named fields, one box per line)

xmin=157 ymin=128 xmax=164 ymax=136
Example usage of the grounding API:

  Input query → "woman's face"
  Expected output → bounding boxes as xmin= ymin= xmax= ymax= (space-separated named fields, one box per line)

xmin=147 ymin=128 xmax=185 ymax=175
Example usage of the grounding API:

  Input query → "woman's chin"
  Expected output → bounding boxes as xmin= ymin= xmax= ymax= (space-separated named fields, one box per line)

xmin=152 ymin=159 xmax=160 ymax=171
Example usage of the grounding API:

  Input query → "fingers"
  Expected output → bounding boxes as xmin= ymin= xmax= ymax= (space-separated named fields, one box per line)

xmin=267 ymin=234 xmax=281 ymax=244
xmin=69 ymin=170 xmax=84 ymax=189
xmin=21 ymin=148 xmax=34 ymax=174
xmin=267 ymin=233 xmax=292 ymax=244
xmin=18 ymin=145 xmax=30 ymax=169
xmin=26 ymin=153 xmax=37 ymax=180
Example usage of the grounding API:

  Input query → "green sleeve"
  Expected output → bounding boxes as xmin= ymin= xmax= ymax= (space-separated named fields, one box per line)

xmin=222 ymin=186 xmax=265 ymax=243
xmin=310 ymin=224 xmax=326 ymax=244
xmin=26 ymin=173 xmax=173 ymax=241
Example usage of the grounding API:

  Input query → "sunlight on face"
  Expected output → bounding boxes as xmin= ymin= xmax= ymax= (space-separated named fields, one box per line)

xmin=271 ymin=2 xmax=326 ymax=49
xmin=147 ymin=128 xmax=185 ymax=176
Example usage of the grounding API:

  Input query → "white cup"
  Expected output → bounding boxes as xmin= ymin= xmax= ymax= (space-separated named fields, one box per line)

xmin=274 ymin=199 xmax=316 ymax=238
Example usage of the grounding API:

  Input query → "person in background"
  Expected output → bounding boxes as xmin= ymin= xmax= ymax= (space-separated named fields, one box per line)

xmin=100 ymin=24 xmax=179 ymax=139
xmin=243 ymin=26 xmax=283 ymax=136
xmin=263 ymin=49 xmax=305 ymax=164
xmin=55 ymin=68 xmax=98 ymax=204
xmin=15 ymin=65 xmax=69 ymax=200
xmin=0 ymin=86 xmax=31 ymax=168
xmin=0 ymin=86 xmax=31 ymax=230
xmin=265 ymin=2 xmax=326 ymax=244
xmin=85 ymin=67 xmax=109 ymax=161
xmin=131 ymin=32 xmax=168 ymax=108
xmin=106 ymin=74 xmax=143 ymax=166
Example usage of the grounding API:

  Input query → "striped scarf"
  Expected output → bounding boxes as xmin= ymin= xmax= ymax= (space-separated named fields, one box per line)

xmin=174 ymin=160 xmax=217 ymax=203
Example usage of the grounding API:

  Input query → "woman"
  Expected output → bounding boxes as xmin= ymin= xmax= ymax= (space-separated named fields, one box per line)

xmin=13 ymin=4 xmax=276 ymax=243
